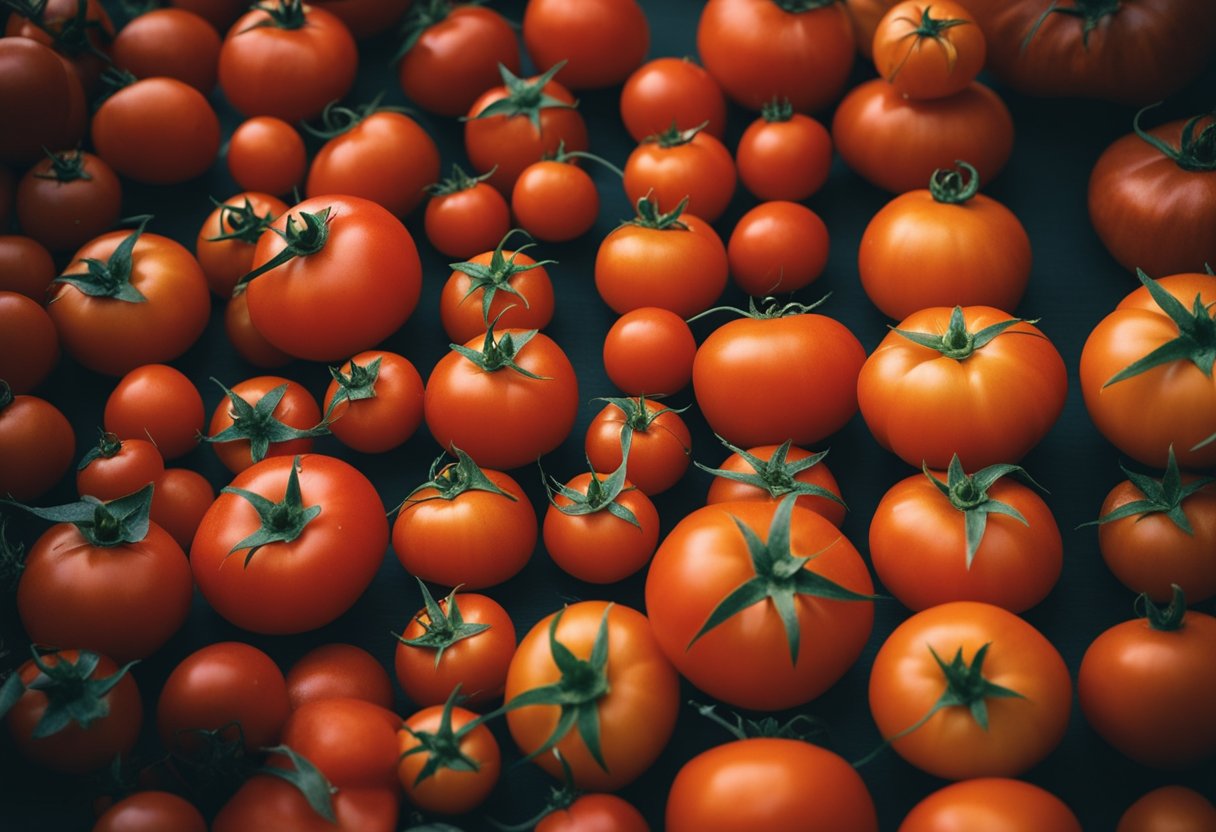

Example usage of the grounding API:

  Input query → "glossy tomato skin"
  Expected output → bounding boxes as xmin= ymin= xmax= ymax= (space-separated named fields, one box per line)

xmin=584 ymin=399 xmax=692 ymax=496
xmin=149 ymin=467 xmax=215 ymax=551
xmin=287 ymin=643 xmax=394 ymax=711
xmin=705 ymin=444 xmax=845 ymax=527
xmin=646 ymin=501 xmax=874 ymax=710
xmin=872 ymin=1 xmax=986 ymax=100
xmin=624 ymin=130 xmax=737 ymax=223
xmin=538 ymin=794 xmax=650 ymax=832
xmin=1118 ymin=785 xmax=1216 ymax=832
xmin=505 ymin=601 xmax=679 ymax=790
xmin=76 ymin=437 xmax=164 ymax=502
xmin=833 ymin=79 xmax=1013 ymax=193
xmin=697 ymin=0 xmax=855 ymax=112
xmin=224 ymin=291 xmax=292 ymax=369
xmin=92 ymin=791 xmax=207 ymax=832
xmin=439 ymin=250 xmax=556 ymax=344
xmin=869 ymin=601 xmax=1072 ymax=779
xmin=278 ymin=698 xmax=402 ymax=791
xmin=226 ymin=116 xmax=307 ymax=196
xmin=1080 ymin=273 xmax=1216 ymax=469
xmin=207 ymin=375 xmax=321 ymax=474
xmin=728 ymin=201 xmax=830 ymax=296
xmin=666 ymin=737 xmax=878 ymax=832
xmin=16 ymin=151 xmax=122 ymax=254
xmin=0 ymin=291 xmax=58 ymax=393
xmin=424 ymin=329 xmax=579 ymax=471
xmin=0 ymin=38 xmax=86 ymax=164
xmin=323 ymin=350 xmax=424 ymax=454
xmin=104 ymin=364 xmax=205 ymax=461
xmin=858 ymin=307 xmax=1067 ymax=470
xmin=602 ymin=307 xmax=697 ymax=396
xmin=523 ymin=0 xmax=649 ymax=90
xmin=426 ymin=179 xmax=511 ymax=258
xmin=214 ymin=779 xmax=397 ymax=832
xmin=111 ymin=8 xmax=222 ymax=93
xmin=0 ymin=392 xmax=75 ymax=501
xmin=620 ymin=57 xmax=726 ymax=142
xmin=0 ymin=235 xmax=56 ymax=299
xmin=195 ymin=191 xmax=289 ymax=298
xmin=1089 ymin=117 xmax=1216 ymax=278
xmin=511 ymin=160 xmax=600 ymax=243
xmin=736 ymin=110 xmax=832 ymax=202
xmin=693 ymin=312 xmax=866 ymax=448
xmin=544 ymin=472 xmax=661 ymax=583
xmin=190 ymin=454 xmax=389 ymax=634
xmin=899 ymin=778 xmax=1081 ymax=832
xmin=397 ymin=704 xmax=501 ymax=814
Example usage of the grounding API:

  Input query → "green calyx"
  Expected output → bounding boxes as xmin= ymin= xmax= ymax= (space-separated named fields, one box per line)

xmin=771 ymin=0 xmax=838 ymax=13
xmin=647 ymin=120 xmax=708 ymax=149
xmin=689 ymin=293 xmax=830 ymax=324
xmin=1104 ymin=269 xmax=1215 ymax=386
xmin=471 ymin=61 xmax=577 ymax=132
xmin=623 ymin=193 xmax=690 ymax=231
xmin=928 ymin=161 xmax=981 ymax=205
xmin=202 ymin=379 xmax=331 ymax=466
xmin=8 ymin=0 xmax=111 ymax=59
xmin=451 ymin=229 xmax=556 ymax=331
xmin=449 ymin=310 xmax=549 ymax=379
xmin=887 ymin=6 xmax=971 ymax=80
xmin=302 ymin=94 xmax=409 ymax=141
xmin=596 ymin=394 xmax=689 ymax=436
xmin=0 ymin=647 xmax=137 ymax=738
xmin=3 ymin=484 xmax=154 ymax=548
xmin=545 ymin=429 xmax=640 ymax=527
xmin=220 ymin=456 xmax=322 ymax=567
xmin=691 ymin=700 xmax=828 ymax=743
xmin=399 ymin=686 xmax=485 ymax=786
xmin=761 ymin=97 xmax=794 ymax=123
xmin=236 ymin=208 xmax=332 ymax=291
xmin=35 ymin=148 xmax=92 ymax=184
xmin=77 ymin=429 xmax=124 ymax=471
xmin=687 ymin=494 xmax=880 ymax=664
xmin=695 ymin=435 xmax=846 ymax=509
xmin=1133 ymin=104 xmax=1216 ymax=172
xmin=1022 ymin=0 xmax=1121 ymax=49
xmin=892 ymin=306 xmax=1034 ymax=361
xmin=53 ymin=214 xmax=152 ymax=303
xmin=428 ymin=163 xmax=496 ymax=196
xmin=395 ymin=0 xmax=454 ymax=61
xmin=323 ymin=355 xmax=382 ymax=423
xmin=257 ymin=745 xmax=337 ymax=823
xmin=1139 ymin=584 xmax=1188 ymax=632
xmin=242 ymin=0 xmax=308 ymax=32
xmin=395 ymin=578 xmax=491 ymax=669
xmin=398 ymin=446 xmax=517 ymax=507
xmin=204 ymin=196 xmax=280 ymax=248
xmin=1081 ymin=446 xmax=1213 ymax=534
xmin=925 ymin=455 xmax=1040 ymax=569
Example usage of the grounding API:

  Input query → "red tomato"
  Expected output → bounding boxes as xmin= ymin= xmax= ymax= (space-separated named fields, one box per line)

xmin=311 ymin=0 xmax=406 ymax=37
xmin=0 ymin=386 xmax=75 ymax=501
xmin=92 ymin=791 xmax=207 ymax=832
xmin=224 ymin=291 xmax=292 ymax=369
xmin=111 ymin=8 xmax=222 ymax=93
xmin=602 ymin=307 xmax=697 ymax=396
xmin=0 ymin=36 xmax=86 ymax=164
xmin=195 ymin=192 xmax=288 ymax=298
xmin=171 ymin=0 xmax=245 ymax=31
xmin=585 ymin=397 xmax=691 ymax=496
xmin=624 ymin=124 xmax=736 ymax=224
xmin=846 ymin=0 xmax=899 ymax=58
xmin=15 ymin=149 xmax=122 ymax=254
xmin=702 ymin=441 xmax=846 ymax=527
xmin=899 ymin=779 xmax=1081 ymax=832
xmin=511 ymin=156 xmax=602 ymax=244
xmin=323 ymin=350 xmax=425 ymax=454
xmin=425 ymin=166 xmax=512 ymax=258
xmin=149 ymin=467 xmax=214 ymax=551
xmin=104 ymin=364 xmax=205 ymax=461
xmin=0 ymin=290 xmax=58 ymax=393
xmin=0 ymin=235 xmax=56 ymax=299
xmin=728 ymin=201 xmax=829 ymax=296
xmin=736 ymin=99 xmax=833 ymax=202
xmin=620 ymin=57 xmax=727 ymax=142
xmin=833 ymin=79 xmax=1013 ymax=193
xmin=4 ymin=0 xmax=114 ymax=94
xmin=544 ymin=469 xmax=661 ymax=584
xmin=277 ymin=697 xmax=402 ymax=792
xmin=439 ymin=236 xmax=556 ymax=344
xmin=286 ymin=643 xmax=394 ymax=711
xmin=205 ymin=375 xmax=323 ymax=474
xmin=76 ymin=434 xmax=164 ymax=502
xmin=523 ymin=0 xmax=649 ymax=89
xmin=1118 ymin=785 xmax=1216 ymax=832
xmin=226 ymin=116 xmax=308 ymax=197
xmin=537 ymin=794 xmax=650 ymax=832
xmin=872 ymin=1 xmax=986 ymax=100
xmin=190 ymin=454 xmax=389 ymax=634
xmin=397 ymin=700 xmax=501 ymax=814
xmin=214 ymin=778 xmax=397 ymax=832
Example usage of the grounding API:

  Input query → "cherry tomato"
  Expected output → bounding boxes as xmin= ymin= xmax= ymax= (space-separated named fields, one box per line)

xmin=511 ymin=156 xmax=601 ymax=244
xmin=0 ymin=235 xmax=56 ymax=299
xmin=111 ymin=8 xmax=222 ymax=93
xmin=425 ymin=166 xmax=512 ymax=258
xmin=323 ymin=350 xmax=425 ymax=454
xmin=623 ymin=124 xmax=736 ymax=224
xmin=544 ymin=470 xmax=661 ymax=584
xmin=104 ymin=364 xmax=205 ymax=461
xmin=277 ymin=697 xmax=402 ymax=792
xmin=227 ymin=116 xmax=308 ymax=197
xmin=620 ymin=57 xmax=727 ymax=142
xmin=16 ymin=149 xmax=122 ymax=254
xmin=76 ymin=434 xmax=165 ymax=502
xmin=585 ymin=397 xmax=691 ymax=496
xmin=602 ymin=307 xmax=697 ymax=396
xmin=703 ymin=442 xmax=846 ymax=527
xmin=195 ymin=192 xmax=288 ymax=298
xmin=205 ymin=375 xmax=322 ymax=474
xmin=523 ymin=0 xmax=649 ymax=90
xmin=872 ymin=1 xmax=986 ymax=100
xmin=397 ymin=701 xmax=501 ymax=814
xmin=728 ymin=201 xmax=829 ymax=296
xmin=736 ymin=99 xmax=833 ymax=202
xmin=0 ymin=37 xmax=87 ymax=164
xmin=0 ymin=385 xmax=74 ymax=501
xmin=438 ymin=237 xmax=556 ymax=344
xmin=287 ymin=644 xmax=395 ymax=711
xmin=0 ymin=290 xmax=58 ymax=393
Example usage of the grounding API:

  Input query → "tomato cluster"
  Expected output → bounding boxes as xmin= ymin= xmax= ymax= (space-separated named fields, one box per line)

xmin=1 ymin=0 xmax=1214 ymax=830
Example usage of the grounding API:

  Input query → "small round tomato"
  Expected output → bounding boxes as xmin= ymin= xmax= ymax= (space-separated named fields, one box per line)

xmin=287 ymin=644 xmax=394 ymax=711
xmin=277 ymin=697 xmax=401 ymax=792
xmin=323 ymin=350 xmax=425 ymax=454
xmin=511 ymin=155 xmax=602 ymax=244
xmin=195 ymin=192 xmax=288 ymax=298
xmin=0 ymin=291 xmax=58 ymax=393
xmin=702 ymin=441 xmax=846 ymax=527
xmin=620 ymin=57 xmax=727 ymax=142
xmin=899 ymin=779 xmax=1081 ymax=832
xmin=0 ymin=38 xmax=87 ymax=164
xmin=439 ymin=234 xmax=556 ymax=344
xmin=224 ymin=292 xmax=292 ymax=369
xmin=1118 ymin=785 xmax=1216 ymax=832
xmin=523 ymin=0 xmax=649 ymax=89
xmin=872 ymin=1 xmax=986 ymax=100
xmin=536 ymin=794 xmax=649 ymax=832
xmin=397 ymin=700 xmax=501 ymax=815
xmin=16 ymin=149 xmax=122 ymax=254
xmin=111 ymin=8 xmax=222 ymax=93
xmin=92 ymin=791 xmax=207 ymax=832
xmin=104 ymin=364 xmax=205 ymax=461
xmin=585 ymin=397 xmax=691 ymax=496
xmin=736 ymin=99 xmax=833 ymax=202
xmin=0 ymin=385 xmax=74 ymax=501
xmin=227 ymin=116 xmax=308 ymax=197
xmin=0 ymin=235 xmax=56 ymax=299
xmin=76 ymin=434 xmax=164 ymax=501
xmin=623 ymin=124 xmax=736 ymax=224
xmin=149 ymin=467 xmax=214 ymax=551
xmin=728 ymin=201 xmax=829 ymax=296
xmin=204 ymin=375 xmax=323 ymax=474
xmin=602 ymin=307 xmax=697 ymax=396
xmin=544 ymin=469 xmax=661 ymax=584
xmin=425 ymin=166 xmax=512 ymax=258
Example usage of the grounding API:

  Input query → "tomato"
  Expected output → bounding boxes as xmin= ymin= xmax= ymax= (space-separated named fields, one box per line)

xmin=286 ymin=644 xmax=395 ymax=711
xmin=394 ymin=584 xmax=516 ymax=709
xmin=111 ymin=8 xmax=222 ymax=93
xmin=585 ymin=397 xmax=691 ymax=496
xmin=846 ymin=0 xmax=898 ymax=58
xmin=171 ymin=0 xmax=245 ymax=31
xmin=92 ymin=791 xmax=207 ymax=832
xmin=0 ymin=290 xmax=58 ymax=393
xmin=16 ymin=149 xmax=122 ymax=254
xmin=91 ymin=77 xmax=220 ymax=185
xmin=424 ymin=326 xmax=579 ymax=471
xmin=76 ymin=434 xmax=164 ymax=502
xmin=464 ymin=64 xmax=589 ymax=194
xmin=224 ymin=291 xmax=292 ymax=369
xmin=538 ymin=794 xmax=650 ymax=832
xmin=1 ymin=648 xmax=141 ymax=774
xmin=0 ymin=38 xmax=85 ymax=164
xmin=693 ymin=299 xmax=866 ymax=448
xmin=157 ymin=641 xmax=290 ymax=754
xmin=218 ymin=0 xmax=358 ymax=123
xmin=869 ymin=458 xmax=1062 ymax=612
xmin=602 ymin=307 xmax=697 ymax=396
xmin=1079 ymin=272 xmax=1216 ymax=470
xmin=620 ymin=57 xmax=727 ymax=143
xmin=439 ymin=233 xmax=557 ymax=343
xmin=869 ymin=601 xmax=1072 ymax=778
xmin=311 ymin=0 xmax=406 ymax=37
xmin=899 ymin=779 xmax=1081 ymax=832
xmin=397 ymin=698 xmax=501 ymax=814
xmin=701 ymin=440 xmax=846 ymax=527
xmin=832 ymin=79 xmax=1013 ymax=193
xmin=511 ymin=154 xmax=602 ymax=244
xmin=204 ymin=375 xmax=324 ymax=474
xmin=397 ymin=2 xmax=521 ymax=118
xmin=872 ymin=1 xmax=985 ymax=100
xmin=1089 ymin=110 xmax=1216 ymax=278
xmin=306 ymin=106 xmax=440 ymax=219
xmin=698 ymin=0 xmax=855 ymax=112
xmin=503 ymin=601 xmax=680 ymax=790
xmin=392 ymin=449 xmax=538 ymax=589
xmin=104 ymin=364 xmax=205 ymax=461
xmin=190 ymin=454 xmax=389 ymax=634
xmin=277 ymin=698 xmax=402 ymax=792
xmin=736 ymin=99 xmax=833 ymax=202
xmin=50 ymin=219 xmax=211 ymax=376
xmin=1118 ymin=785 xmax=1216 ymax=832
xmin=227 ymin=116 xmax=308 ymax=197
xmin=149 ymin=467 xmax=214 ymax=551
xmin=858 ymin=306 xmax=1067 ymax=470
xmin=524 ymin=0 xmax=649 ymax=89
xmin=195 ymin=192 xmax=288 ymax=298
xmin=595 ymin=196 xmax=728 ymax=318
xmin=425 ymin=166 xmax=512 ymax=258
xmin=0 ymin=235 xmax=56 ymax=299
xmin=623 ymin=125 xmax=736 ymax=224
xmin=243 ymin=195 xmax=422 ymax=362
xmin=1078 ymin=588 xmax=1216 ymax=768
xmin=859 ymin=161 xmax=1031 ymax=319
xmin=728 ymin=201 xmax=830 ymax=296
xmin=214 ymin=777 xmax=397 ymax=832
xmin=4 ymin=0 xmax=114 ymax=94
xmin=963 ymin=0 xmax=1216 ymax=106
xmin=0 ymin=385 xmax=74 ymax=501
xmin=323 ymin=350 xmax=425 ymax=454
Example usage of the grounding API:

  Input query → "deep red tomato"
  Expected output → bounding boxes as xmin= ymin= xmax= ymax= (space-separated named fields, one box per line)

xmin=585 ymin=397 xmax=692 ymax=496
xmin=323 ymin=350 xmax=425 ymax=454
xmin=846 ymin=0 xmax=899 ymax=58
xmin=149 ymin=467 xmax=214 ymax=551
xmin=859 ymin=161 xmax=1031 ymax=319
xmin=277 ymin=698 xmax=402 ymax=792
xmin=537 ymin=794 xmax=650 ymax=832
xmin=511 ymin=155 xmax=601 ymax=244
xmin=697 ymin=0 xmax=855 ymax=112
xmin=523 ymin=0 xmax=649 ymax=89
xmin=311 ymin=0 xmax=406 ymax=37
xmin=111 ymin=8 xmax=221 ymax=93
xmin=858 ymin=306 xmax=1067 ymax=470
xmin=0 ymin=38 xmax=85 ymax=164
xmin=0 ymin=235 xmax=56 ymax=299
xmin=0 ymin=290 xmax=58 ymax=393
xmin=171 ymin=0 xmax=245 ymax=31
xmin=439 ymin=236 xmax=556 ymax=343
xmin=620 ymin=57 xmax=726 ymax=142
xmin=869 ymin=601 xmax=1072 ymax=779
xmin=425 ymin=166 xmax=512 ymax=258
xmin=899 ymin=779 xmax=1081 ymax=832
xmin=702 ymin=441 xmax=846 ymax=527
xmin=728 ymin=201 xmax=830 ymax=296
xmin=872 ymin=1 xmax=986 ymax=100
xmin=217 ymin=0 xmax=358 ymax=122
xmin=190 ymin=454 xmax=389 ymax=634
xmin=397 ymin=699 xmax=501 ymax=814
xmin=195 ymin=192 xmax=288 ymax=298
xmin=286 ymin=643 xmax=395 ymax=711
xmin=736 ymin=99 xmax=832 ymax=201
xmin=544 ymin=469 xmax=661 ymax=584
xmin=224 ymin=291 xmax=292 ymax=369
xmin=0 ymin=386 xmax=74 ymax=501
xmin=205 ymin=375 xmax=323 ymax=474
xmin=92 ymin=791 xmax=207 ymax=832
xmin=226 ymin=116 xmax=308 ymax=196
xmin=602 ymin=307 xmax=697 ymax=396
xmin=624 ymin=124 xmax=736 ymax=224
xmin=832 ymin=79 xmax=1013 ymax=193
xmin=214 ymin=778 xmax=397 ymax=832
xmin=1118 ymin=785 xmax=1216 ymax=832
xmin=4 ymin=0 xmax=113 ymax=94
xmin=16 ymin=149 xmax=122 ymax=254
xmin=76 ymin=434 xmax=164 ymax=502
xmin=104 ymin=364 xmax=205 ymax=461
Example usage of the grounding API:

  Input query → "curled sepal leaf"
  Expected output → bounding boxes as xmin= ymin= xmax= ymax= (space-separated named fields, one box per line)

xmin=497 ymin=605 xmax=613 ymax=772
xmin=646 ymin=120 xmax=709 ymax=148
xmin=52 ymin=214 xmax=152 ymax=303
xmin=1139 ymin=584 xmax=1188 ymax=632
xmin=302 ymin=94 xmax=408 ymax=141
xmin=892 ymin=305 xmax=1036 ymax=361
xmin=34 ymin=148 xmax=92 ymax=183
xmin=595 ymin=394 xmax=689 ymax=435
xmin=398 ymin=446 xmax=517 ymax=508
xmin=2 ymin=484 xmax=154 ymax=548
xmin=201 ymin=379 xmax=331 ymax=465
xmin=258 ymin=745 xmax=336 ymax=823
xmin=928 ymin=161 xmax=980 ymax=205
xmin=694 ymin=435 xmax=845 ymax=508
xmin=545 ymin=429 xmax=639 ymax=527
xmin=1133 ymin=103 xmax=1216 ymax=173
xmin=1104 ymin=269 xmax=1216 ymax=387
xmin=690 ymin=700 xmax=829 ymax=744
xmin=395 ymin=578 xmax=491 ymax=668
xmin=687 ymin=293 xmax=830 ymax=324
xmin=687 ymin=495 xmax=880 ymax=665
xmin=449 ymin=309 xmax=549 ymax=379
xmin=323 ymin=355 xmax=382 ymax=423
xmin=885 ymin=6 xmax=971 ymax=80
xmin=623 ymin=193 xmax=689 ymax=231
xmin=924 ymin=454 xmax=1040 ymax=569
xmin=428 ymin=163 xmax=496 ymax=196
xmin=400 ymin=685 xmax=484 ymax=786
xmin=470 ymin=61 xmax=577 ymax=131
xmin=220 ymin=456 xmax=321 ymax=567
xmin=236 ymin=208 xmax=332 ymax=291
xmin=77 ymin=429 xmax=124 ymax=471
xmin=450 ymin=228 xmax=556 ymax=328
xmin=761 ymin=97 xmax=794 ymax=123
xmin=1021 ymin=0 xmax=1119 ymax=49
xmin=204 ymin=195 xmax=280 ymax=246
xmin=0 ymin=647 xmax=137 ymax=738
xmin=1080 ymin=446 xmax=1214 ymax=534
